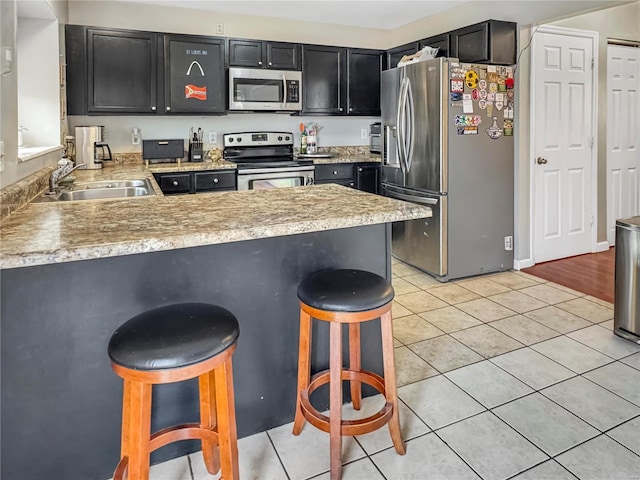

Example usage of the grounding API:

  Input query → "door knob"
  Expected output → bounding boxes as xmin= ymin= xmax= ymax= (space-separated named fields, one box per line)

xmin=537 ymin=157 xmax=548 ymax=165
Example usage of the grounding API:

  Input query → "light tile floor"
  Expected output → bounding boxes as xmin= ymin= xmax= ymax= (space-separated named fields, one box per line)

xmin=136 ymin=260 xmax=640 ymax=480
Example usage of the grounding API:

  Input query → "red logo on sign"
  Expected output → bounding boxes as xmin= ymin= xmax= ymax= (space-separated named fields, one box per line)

xmin=185 ymin=84 xmax=207 ymax=100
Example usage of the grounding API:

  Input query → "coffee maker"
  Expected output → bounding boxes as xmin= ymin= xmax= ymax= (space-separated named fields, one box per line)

xmin=75 ymin=126 xmax=112 ymax=169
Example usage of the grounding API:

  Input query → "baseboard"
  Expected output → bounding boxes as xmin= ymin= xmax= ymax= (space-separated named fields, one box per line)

xmin=595 ymin=241 xmax=610 ymax=252
xmin=513 ymin=258 xmax=535 ymax=270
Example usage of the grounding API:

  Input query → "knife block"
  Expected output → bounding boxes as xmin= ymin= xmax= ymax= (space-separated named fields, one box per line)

xmin=189 ymin=142 xmax=203 ymax=162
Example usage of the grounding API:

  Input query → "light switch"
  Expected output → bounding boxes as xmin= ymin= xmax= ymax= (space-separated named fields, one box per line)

xmin=1 ymin=46 xmax=13 ymax=75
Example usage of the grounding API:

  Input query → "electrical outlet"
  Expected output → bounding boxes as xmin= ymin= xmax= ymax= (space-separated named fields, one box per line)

xmin=504 ymin=235 xmax=513 ymax=251
xmin=216 ymin=23 xmax=224 ymax=35
xmin=209 ymin=131 xmax=217 ymax=145
xmin=0 ymin=141 xmax=4 ymax=172
xmin=360 ymin=128 xmax=368 ymax=140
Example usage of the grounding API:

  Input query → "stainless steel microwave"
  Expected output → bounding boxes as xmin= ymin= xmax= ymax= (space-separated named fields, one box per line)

xmin=228 ymin=67 xmax=302 ymax=112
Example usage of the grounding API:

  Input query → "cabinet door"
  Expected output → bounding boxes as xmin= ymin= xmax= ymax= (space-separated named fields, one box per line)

xmin=450 ymin=23 xmax=490 ymax=63
xmin=385 ymin=42 xmax=418 ymax=70
xmin=419 ymin=33 xmax=450 ymax=58
xmin=65 ymin=25 xmax=86 ymax=115
xmin=347 ymin=49 xmax=382 ymax=116
xmin=302 ymin=45 xmax=346 ymax=115
xmin=355 ymin=164 xmax=380 ymax=194
xmin=229 ymin=39 xmax=264 ymax=67
xmin=164 ymin=35 xmax=226 ymax=114
xmin=266 ymin=42 xmax=301 ymax=70
xmin=87 ymin=28 xmax=158 ymax=114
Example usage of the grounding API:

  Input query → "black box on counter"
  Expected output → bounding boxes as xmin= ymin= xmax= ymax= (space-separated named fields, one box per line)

xmin=142 ymin=139 xmax=185 ymax=163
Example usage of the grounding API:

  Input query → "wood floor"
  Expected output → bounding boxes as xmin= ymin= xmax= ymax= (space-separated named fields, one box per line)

xmin=522 ymin=248 xmax=615 ymax=304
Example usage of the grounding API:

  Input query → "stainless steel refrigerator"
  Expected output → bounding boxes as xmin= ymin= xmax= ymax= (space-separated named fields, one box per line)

xmin=381 ymin=57 xmax=515 ymax=281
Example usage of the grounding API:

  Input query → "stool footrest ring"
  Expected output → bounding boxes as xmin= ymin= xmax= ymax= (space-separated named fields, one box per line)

xmin=150 ymin=422 xmax=219 ymax=451
xmin=299 ymin=369 xmax=393 ymax=436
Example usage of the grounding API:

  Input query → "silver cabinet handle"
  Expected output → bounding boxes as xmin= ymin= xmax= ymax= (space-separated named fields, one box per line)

xmin=349 ymin=107 xmax=353 ymax=112
xmin=268 ymin=61 xmax=272 ymax=66
xmin=213 ymin=178 xmax=219 ymax=183
xmin=537 ymin=157 xmax=548 ymax=164
xmin=358 ymin=167 xmax=363 ymax=172
xmin=339 ymin=107 xmax=343 ymax=112
xmin=151 ymin=106 xmax=157 ymax=111
xmin=333 ymin=170 xmax=338 ymax=175
xmin=166 ymin=106 xmax=171 ymax=111
xmin=258 ymin=61 xmax=263 ymax=65
xmin=172 ymin=180 xmax=179 ymax=186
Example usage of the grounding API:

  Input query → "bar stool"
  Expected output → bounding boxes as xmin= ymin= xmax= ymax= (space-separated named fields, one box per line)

xmin=108 ymin=303 xmax=240 ymax=480
xmin=293 ymin=269 xmax=405 ymax=480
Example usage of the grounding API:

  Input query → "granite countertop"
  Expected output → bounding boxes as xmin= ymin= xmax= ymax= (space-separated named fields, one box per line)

xmin=0 ymin=183 xmax=431 ymax=270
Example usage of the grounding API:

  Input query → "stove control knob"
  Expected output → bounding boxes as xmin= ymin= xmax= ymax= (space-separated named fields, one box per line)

xmin=285 ymin=136 xmax=290 ymax=141
xmin=278 ymin=136 xmax=283 ymax=141
xmin=228 ymin=138 xmax=234 ymax=143
xmin=236 ymin=137 xmax=242 ymax=142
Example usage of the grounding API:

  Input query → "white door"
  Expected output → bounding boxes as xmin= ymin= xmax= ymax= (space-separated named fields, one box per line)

xmin=532 ymin=27 xmax=597 ymax=263
xmin=607 ymin=44 xmax=640 ymax=245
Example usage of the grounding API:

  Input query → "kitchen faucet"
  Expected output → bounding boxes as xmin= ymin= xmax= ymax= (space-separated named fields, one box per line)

xmin=48 ymin=158 xmax=86 ymax=194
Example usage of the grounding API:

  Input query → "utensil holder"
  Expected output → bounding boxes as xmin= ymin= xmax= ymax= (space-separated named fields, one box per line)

xmin=189 ymin=142 xmax=204 ymax=162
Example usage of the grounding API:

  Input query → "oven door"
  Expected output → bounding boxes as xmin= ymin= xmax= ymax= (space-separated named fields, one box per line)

xmin=229 ymin=68 xmax=302 ymax=111
xmin=237 ymin=167 xmax=314 ymax=190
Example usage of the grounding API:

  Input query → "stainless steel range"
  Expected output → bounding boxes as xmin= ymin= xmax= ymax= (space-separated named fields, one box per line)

xmin=223 ymin=132 xmax=314 ymax=190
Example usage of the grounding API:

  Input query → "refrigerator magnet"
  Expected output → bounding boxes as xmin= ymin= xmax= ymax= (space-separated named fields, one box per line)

xmin=480 ymin=89 xmax=488 ymax=100
xmin=457 ymin=126 xmax=478 ymax=135
xmin=465 ymin=70 xmax=479 ymax=89
xmin=503 ymin=120 xmax=514 ymax=136
xmin=486 ymin=117 xmax=503 ymax=140
xmin=479 ymin=79 xmax=487 ymax=90
xmin=451 ymin=79 xmax=464 ymax=93
xmin=472 ymin=89 xmax=480 ymax=101
xmin=486 ymin=103 xmax=494 ymax=116
xmin=450 ymin=92 xmax=463 ymax=101
xmin=489 ymin=83 xmax=498 ymax=94
xmin=479 ymin=68 xmax=488 ymax=80
xmin=478 ymin=99 xmax=487 ymax=109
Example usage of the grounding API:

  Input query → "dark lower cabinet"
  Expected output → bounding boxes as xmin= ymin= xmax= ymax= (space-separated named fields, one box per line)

xmin=302 ymin=45 xmax=382 ymax=116
xmin=86 ymin=28 xmax=160 ymax=114
xmin=153 ymin=170 xmax=236 ymax=195
xmin=315 ymin=163 xmax=380 ymax=194
xmin=164 ymin=34 xmax=226 ymax=114
xmin=355 ymin=164 xmax=380 ymax=194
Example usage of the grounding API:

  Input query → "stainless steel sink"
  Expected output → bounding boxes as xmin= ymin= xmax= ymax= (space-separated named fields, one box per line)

xmin=34 ymin=178 xmax=156 ymax=202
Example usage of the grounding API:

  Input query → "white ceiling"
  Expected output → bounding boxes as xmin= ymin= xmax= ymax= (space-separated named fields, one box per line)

xmin=117 ymin=0 xmax=629 ymax=29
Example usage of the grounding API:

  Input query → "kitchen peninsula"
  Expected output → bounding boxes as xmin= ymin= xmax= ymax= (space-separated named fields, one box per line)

xmin=0 ymin=179 xmax=430 ymax=480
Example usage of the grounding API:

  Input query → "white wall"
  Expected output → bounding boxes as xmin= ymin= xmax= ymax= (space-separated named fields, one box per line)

xmin=68 ymin=114 xmax=379 ymax=153
xmin=17 ymin=17 xmax=60 ymax=147
xmin=68 ymin=0 xmax=390 ymax=49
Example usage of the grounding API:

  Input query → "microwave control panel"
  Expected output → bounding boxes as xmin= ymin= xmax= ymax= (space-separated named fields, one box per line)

xmin=286 ymin=80 xmax=300 ymax=103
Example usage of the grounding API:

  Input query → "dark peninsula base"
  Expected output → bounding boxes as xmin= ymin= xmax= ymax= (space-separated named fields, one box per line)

xmin=1 ymin=224 xmax=391 ymax=480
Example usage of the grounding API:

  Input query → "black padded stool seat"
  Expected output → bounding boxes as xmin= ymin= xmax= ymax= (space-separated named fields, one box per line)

xmin=108 ymin=302 xmax=241 ymax=480
xmin=297 ymin=269 xmax=394 ymax=312
xmin=108 ymin=302 xmax=239 ymax=371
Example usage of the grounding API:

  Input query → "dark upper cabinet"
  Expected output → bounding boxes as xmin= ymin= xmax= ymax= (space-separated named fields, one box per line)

xmin=66 ymin=25 xmax=226 ymax=115
xmin=418 ymin=33 xmax=450 ymax=58
xmin=347 ymin=49 xmax=382 ymax=116
xmin=302 ymin=45 xmax=381 ymax=116
xmin=384 ymin=42 xmax=418 ymax=70
xmin=86 ymin=28 xmax=159 ymax=114
xmin=164 ymin=34 xmax=226 ymax=114
xmin=229 ymin=39 xmax=301 ymax=70
xmin=449 ymin=20 xmax=517 ymax=64
xmin=302 ymin=45 xmax=346 ymax=115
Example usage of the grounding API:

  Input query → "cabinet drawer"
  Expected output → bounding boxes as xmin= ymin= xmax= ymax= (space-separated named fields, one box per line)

xmin=314 ymin=164 xmax=354 ymax=181
xmin=194 ymin=171 xmax=237 ymax=192
xmin=157 ymin=173 xmax=192 ymax=194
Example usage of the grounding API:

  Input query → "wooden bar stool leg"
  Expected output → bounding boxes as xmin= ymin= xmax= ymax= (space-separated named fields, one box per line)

xmin=199 ymin=369 xmax=221 ymax=475
xmin=348 ymin=323 xmax=362 ymax=410
xmin=329 ymin=320 xmax=343 ymax=480
xmin=125 ymin=381 xmax=153 ymax=480
xmin=214 ymin=356 xmax=240 ymax=480
xmin=380 ymin=310 xmax=406 ymax=455
xmin=293 ymin=309 xmax=312 ymax=435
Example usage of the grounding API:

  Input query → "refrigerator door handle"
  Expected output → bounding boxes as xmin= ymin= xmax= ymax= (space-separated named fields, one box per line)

xmin=405 ymin=77 xmax=415 ymax=173
xmin=382 ymin=184 xmax=439 ymax=205
xmin=397 ymin=78 xmax=408 ymax=174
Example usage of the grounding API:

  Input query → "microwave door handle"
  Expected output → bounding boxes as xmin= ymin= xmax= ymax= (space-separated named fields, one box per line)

xmin=282 ymin=75 xmax=287 ymax=107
